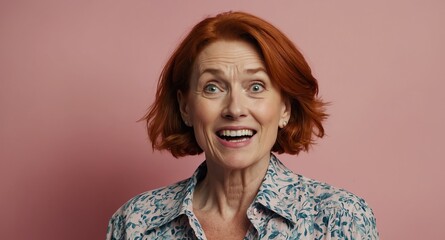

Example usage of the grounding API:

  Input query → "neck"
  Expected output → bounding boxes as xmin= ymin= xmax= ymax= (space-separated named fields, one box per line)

xmin=193 ymin=156 xmax=270 ymax=219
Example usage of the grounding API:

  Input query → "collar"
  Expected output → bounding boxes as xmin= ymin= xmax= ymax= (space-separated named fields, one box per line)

xmin=143 ymin=165 xmax=201 ymax=230
xmin=254 ymin=154 xmax=318 ymax=225
xmin=147 ymin=154 xmax=317 ymax=229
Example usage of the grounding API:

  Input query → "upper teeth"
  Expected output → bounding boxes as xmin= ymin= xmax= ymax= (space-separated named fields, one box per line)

xmin=219 ymin=129 xmax=254 ymax=137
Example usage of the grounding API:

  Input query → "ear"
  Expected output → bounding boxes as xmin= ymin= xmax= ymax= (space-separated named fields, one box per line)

xmin=177 ymin=90 xmax=191 ymax=126
xmin=280 ymin=97 xmax=291 ymax=127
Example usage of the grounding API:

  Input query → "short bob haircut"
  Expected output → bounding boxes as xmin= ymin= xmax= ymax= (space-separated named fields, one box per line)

xmin=143 ymin=11 xmax=327 ymax=157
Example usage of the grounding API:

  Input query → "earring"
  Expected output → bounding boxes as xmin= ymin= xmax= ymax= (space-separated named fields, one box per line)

xmin=184 ymin=120 xmax=192 ymax=127
xmin=280 ymin=120 xmax=288 ymax=128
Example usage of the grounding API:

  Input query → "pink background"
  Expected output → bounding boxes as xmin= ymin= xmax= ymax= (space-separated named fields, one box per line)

xmin=1 ymin=1 xmax=444 ymax=239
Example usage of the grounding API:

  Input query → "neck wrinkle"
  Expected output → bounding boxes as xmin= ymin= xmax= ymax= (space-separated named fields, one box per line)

xmin=193 ymin=157 xmax=270 ymax=219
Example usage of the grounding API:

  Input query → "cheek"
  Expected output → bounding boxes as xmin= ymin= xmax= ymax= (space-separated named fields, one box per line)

xmin=251 ymin=102 xmax=283 ymax=125
xmin=189 ymin=99 xmax=221 ymax=124
xmin=189 ymin=100 xmax=221 ymax=148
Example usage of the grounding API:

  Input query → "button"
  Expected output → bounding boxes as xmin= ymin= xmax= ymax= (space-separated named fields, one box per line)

xmin=253 ymin=207 xmax=258 ymax=215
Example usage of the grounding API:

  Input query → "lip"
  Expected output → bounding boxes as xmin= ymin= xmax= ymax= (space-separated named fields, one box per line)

xmin=215 ymin=126 xmax=256 ymax=132
xmin=215 ymin=126 xmax=256 ymax=148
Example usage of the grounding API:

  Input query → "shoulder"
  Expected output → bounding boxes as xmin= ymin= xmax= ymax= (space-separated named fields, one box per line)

xmin=290 ymin=174 xmax=379 ymax=238
xmin=296 ymin=175 xmax=371 ymax=213
xmin=120 ymin=178 xmax=189 ymax=215
xmin=270 ymin=157 xmax=375 ymax=219
xmin=106 ymin=179 xmax=190 ymax=240
xmin=119 ymin=178 xmax=189 ymax=218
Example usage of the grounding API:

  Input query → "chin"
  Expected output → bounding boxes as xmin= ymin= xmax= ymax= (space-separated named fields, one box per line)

xmin=213 ymin=151 xmax=268 ymax=170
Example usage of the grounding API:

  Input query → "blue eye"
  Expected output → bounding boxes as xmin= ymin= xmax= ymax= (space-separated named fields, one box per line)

xmin=204 ymin=83 xmax=221 ymax=93
xmin=250 ymin=83 xmax=264 ymax=93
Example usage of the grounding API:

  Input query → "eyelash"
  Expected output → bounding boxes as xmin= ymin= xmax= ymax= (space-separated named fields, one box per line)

xmin=249 ymin=82 xmax=265 ymax=93
xmin=202 ymin=81 xmax=265 ymax=95
xmin=203 ymin=83 xmax=222 ymax=94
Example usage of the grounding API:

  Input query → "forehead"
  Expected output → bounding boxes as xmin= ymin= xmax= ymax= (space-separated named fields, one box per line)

xmin=195 ymin=40 xmax=265 ymax=73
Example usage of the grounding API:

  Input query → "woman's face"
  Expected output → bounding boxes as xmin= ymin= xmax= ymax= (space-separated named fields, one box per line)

xmin=178 ymin=40 xmax=290 ymax=170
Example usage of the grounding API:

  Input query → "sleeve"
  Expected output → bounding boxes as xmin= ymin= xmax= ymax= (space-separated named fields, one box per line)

xmin=350 ymin=202 xmax=379 ymax=240
xmin=327 ymin=198 xmax=379 ymax=240
xmin=106 ymin=210 xmax=125 ymax=240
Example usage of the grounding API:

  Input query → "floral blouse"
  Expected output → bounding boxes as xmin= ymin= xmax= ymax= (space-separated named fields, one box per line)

xmin=107 ymin=155 xmax=379 ymax=239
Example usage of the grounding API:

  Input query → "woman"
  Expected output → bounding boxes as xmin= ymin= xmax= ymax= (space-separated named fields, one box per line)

xmin=107 ymin=12 xmax=378 ymax=239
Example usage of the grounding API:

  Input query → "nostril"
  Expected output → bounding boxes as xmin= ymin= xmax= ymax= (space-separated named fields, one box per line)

xmin=223 ymin=113 xmax=235 ymax=119
xmin=222 ymin=112 xmax=247 ymax=120
xmin=221 ymin=94 xmax=248 ymax=119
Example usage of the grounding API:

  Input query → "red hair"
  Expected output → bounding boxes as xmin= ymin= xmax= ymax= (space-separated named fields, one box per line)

xmin=143 ymin=11 xmax=327 ymax=157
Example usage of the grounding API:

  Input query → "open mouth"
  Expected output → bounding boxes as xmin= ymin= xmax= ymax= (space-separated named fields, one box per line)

xmin=216 ymin=129 xmax=256 ymax=142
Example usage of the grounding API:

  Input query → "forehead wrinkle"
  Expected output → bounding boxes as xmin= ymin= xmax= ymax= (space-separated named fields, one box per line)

xmin=197 ymin=58 xmax=265 ymax=77
xmin=195 ymin=41 xmax=266 ymax=78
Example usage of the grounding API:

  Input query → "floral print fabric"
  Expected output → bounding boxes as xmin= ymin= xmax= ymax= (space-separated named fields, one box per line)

xmin=107 ymin=155 xmax=379 ymax=239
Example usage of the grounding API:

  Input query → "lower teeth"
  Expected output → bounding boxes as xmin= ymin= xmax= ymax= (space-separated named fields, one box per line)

xmin=228 ymin=138 xmax=249 ymax=142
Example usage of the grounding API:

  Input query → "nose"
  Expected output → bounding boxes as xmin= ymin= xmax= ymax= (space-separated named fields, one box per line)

xmin=221 ymin=90 xmax=247 ymax=120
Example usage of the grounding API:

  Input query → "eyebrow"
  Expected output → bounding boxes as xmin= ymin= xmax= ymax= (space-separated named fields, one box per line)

xmin=200 ymin=68 xmax=223 ymax=76
xmin=245 ymin=67 xmax=267 ymax=74
xmin=200 ymin=67 xmax=267 ymax=76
